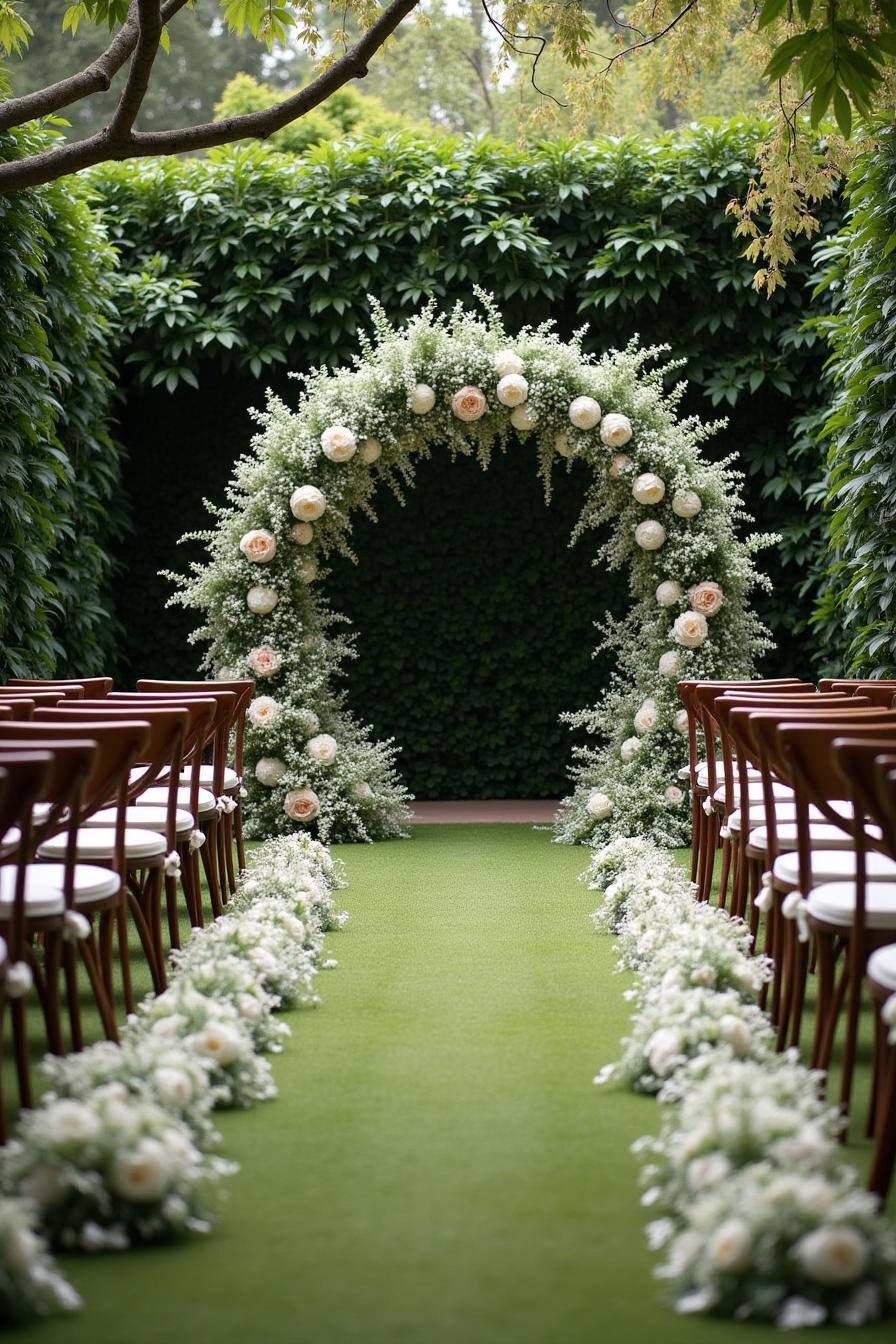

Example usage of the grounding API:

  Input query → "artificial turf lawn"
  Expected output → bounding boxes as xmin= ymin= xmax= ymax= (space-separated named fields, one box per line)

xmin=28 ymin=824 xmax=896 ymax=1344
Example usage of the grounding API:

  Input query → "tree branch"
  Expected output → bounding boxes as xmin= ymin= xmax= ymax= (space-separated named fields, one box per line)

xmin=106 ymin=0 xmax=163 ymax=140
xmin=0 ymin=0 xmax=189 ymax=133
xmin=0 ymin=0 xmax=423 ymax=194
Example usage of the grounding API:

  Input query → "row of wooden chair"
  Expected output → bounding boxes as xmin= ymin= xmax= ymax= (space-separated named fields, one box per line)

xmin=679 ymin=676 xmax=896 ymax=1204
xmin=0 ymin=675 xmax=253 ymax=1138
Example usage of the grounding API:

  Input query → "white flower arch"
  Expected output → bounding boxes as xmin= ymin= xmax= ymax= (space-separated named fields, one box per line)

xmin=172 ymin=297 xmax=772 ymax=845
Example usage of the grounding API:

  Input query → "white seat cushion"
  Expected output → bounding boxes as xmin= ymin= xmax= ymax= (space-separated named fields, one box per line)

xmin=81 ymin=806 xmax=194 ymax=835
xmin=0 ymin=863 xmax=120 ymax=917
xmin=773 ymin=849 xmax=896 ymax=889
xmin=133 ymin=785 xmax=216 ymax=816
xmin=714 ymin=781 xmax=794 ymax=806
xmin=868 ymin=944 xmax=896 ymax=992
xmin=748 ymin=821 xmax=882 ymax=855
xmin=180 ymin=765 xmax=240 ymax=792
xmin=728 ymin=800 xmax=855 ymax=834
xmin=38 ymin=827 xmax=166 ymax=862
xmin=806 ymin=881 xmax=896 ymax=931
xmin=695 ymin=761 xmax=761 ymax=788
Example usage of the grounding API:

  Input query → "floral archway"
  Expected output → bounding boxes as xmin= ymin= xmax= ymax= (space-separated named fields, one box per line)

xmin=172 ymin=297 xmax=772 ymax=845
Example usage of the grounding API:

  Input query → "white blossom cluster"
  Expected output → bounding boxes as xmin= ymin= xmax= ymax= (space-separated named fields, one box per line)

xmin=167 ymin=295 xmax=772 ymax=845
xmin=588 ymin=839 xmax=896 ymax=1328
xmin=0 ymin=833 xmax=346 ymax=1270
xmin=0 ymin=1196 xmax=81 ymax=1325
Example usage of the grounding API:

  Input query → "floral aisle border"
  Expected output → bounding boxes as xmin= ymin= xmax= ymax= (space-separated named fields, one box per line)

xmin=587 ymin=838 xmax=896 ymax=1330
xmin=170 ymin=295 xmax=773 ymax=847
xmin=0 ymin=834 xmax=347 ymax=1327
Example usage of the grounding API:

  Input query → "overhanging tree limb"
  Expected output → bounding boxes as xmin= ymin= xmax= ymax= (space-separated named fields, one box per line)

xmin=0 ymin=0 xmax=422 ymax=193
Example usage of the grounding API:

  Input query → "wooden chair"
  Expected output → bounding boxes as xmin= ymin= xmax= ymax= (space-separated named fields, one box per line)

xmin=7 ymin=677 xmax=112 ymax=698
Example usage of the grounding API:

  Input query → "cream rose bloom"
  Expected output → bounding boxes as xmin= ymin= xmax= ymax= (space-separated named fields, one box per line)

xmin=239 ymin=528 xmax=277 ymax=564
xmin=246 ymin=585 xmax=278 ymax=615
xmin=620 ymin=736 xmax=641 ymax=763
xmin=451 ymin=386 xmax=488 ymax=421
xmin=633 ymin=698 xmax=658 ymax=734
xmin=351 ymin=780 xmax=374 ymax=798
xmin=154 ymin=1067 xmax=194 ymax=1108
xmin=664 ymin=785 xmax=684 ymax=808
xmin=247 ymin=645 xmax=280 ymax=678
xmin=193 ymin=1022 xmax=244 ymax=1066
xmin=290 ymin=486 xmax=326 ymax=521
xmin=608 ymin=453 xmax=632 ymax=478
xmin=673 ymin=709 xmax=690 ymax=736
xmin=306 ymin=733 xmax=338 ymax=765
xmin=409 ymin=383 xmax=436 ymax=414
xmin=689 ymin=581 xmax=724 ymax=617
xmin=672 ymin=489 xmax=702 ymax=518
xmin=718 ymin=1013 xmax=752 ymax=1057
xmin=600 ymin=412 xmax=633 ymax=447
xmin=291 ymin=521 xmax=314 ymax=545
xmin=255 ymin=756 xmax=286 ymax=787
xmin=645 ymin=1026 xmax=681 ymax=1077
xmin=586 ymin=790 xmax=612 ymax=820
xmin=510 ymin=403 xmax=537 ymax=431
xmin=632 ymin=472 xmax=666 ymax=505
xmin=658 ymin=650 xmax=681 ymax=678
xmin=494 ymin=350 xmax=524 ymax=377
xmin=568 ymin=396 xmax=602 ymax=429
xmin=674 ymin=610 xmax=709 ymax=649
xmin=708 ymin=1218 xmax=752 ymax=1273
xmin=284 ymin=788 xmax=320 ymax=823
xmin=112 ymin=1138 xmax=172 ymax=1203
xmin=496 ymin=374 xmax=528 ymax=407
xmin=360 ymin=437 xmax=382 ymax=464
xmin=794 ymin=1226 xmax=869 ymax=1286
xmin=320 ymin=425 xmax=357 ymax=462
xmin=634 ymin=520 xmax=666 ymax=551
xmin=656 ymin=580 xmax=683 ymax=606
xmin=248 ymin=695 xmax=279 ymax=727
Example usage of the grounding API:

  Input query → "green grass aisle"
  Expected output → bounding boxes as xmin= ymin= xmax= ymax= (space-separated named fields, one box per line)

xmin=29 ymin=825 xmax=895 ymax=1343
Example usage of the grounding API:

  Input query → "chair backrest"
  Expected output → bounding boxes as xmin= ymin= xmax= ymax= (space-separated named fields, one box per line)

xmin=691 ymin=682 xmax=819 ymax=795
xmin=819 ymin=678 xmax=896 ymax=694
xmin=832 ymin=743 xmax=896 ymax=863
xmin=1 ymin=682 xmax=86 ymax=699
xmin=136 ymin=679 xmax=253 ymax=773
xmin=0 ymin=690 xmax=68 ymax=707
xmin=111 ymin=688 xmax=237 ymax=796
xmin=7 ymin=677 xmax=112 ymax=698
xmin=677 ymin=679 xmax=812 ymax=789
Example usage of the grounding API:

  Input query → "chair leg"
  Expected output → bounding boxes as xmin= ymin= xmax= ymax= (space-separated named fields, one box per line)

xmin=11 ymin=997 xmax=33 ymax=1111
xmin=222 ymin=810 xmax=237 ymax=897
xmin=40 ymin=932 xmax=66 ymax=1057
xmin=79 ymin=927 xmax=118 ymax=1043
xmin=815 ymin=953 xmax=850 ymax=1081
xmin=200 ymin=821 xmax=224 ymax=920
xmin=810 ymin=933 xmax=838 ymax=1070
xmin=717 ymin=835 xmax=732 ymax=912
xmin=165 ymin=873 xmax=182 ymax=954
xmin=62 ymin=940 xmax=84 ymax=1052
xmin=838 ymin=939 xmax=866 ymax=1130
xmin=868 ymin=1050 xmax=896 ymax=1202
xmin=234 ymin=803 xmax=247 ymax=875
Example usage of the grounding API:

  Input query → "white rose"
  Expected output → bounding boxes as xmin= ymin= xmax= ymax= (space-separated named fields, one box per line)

xmin=586 ymin=791 xmax=613 ymax=820
xmin=409 ymin=383 xmax=435 ymax=414
xmin=673 ymin=709 xmax=690 ymax=737
xmin=635 ymin=520 xmax=666 ymax=551
xmin=112 ymin=1139 xmax=172 ymax=1203
xmin=496 ymin=374 xmax=529 ymax=407
xmin=289 ymin=486 xmax=326 ymax=521
xmin=554 ymin=432 xmax=575 ymax=459
xmin=620 ymin=736 xmax=641 ymax=763
xmin=633 ymin=698 xmax=658 ymax=734
xmin=192 ymin=1022 xmax=244 ymax=1066
xmin=255 ymin=756 xmax=286 ymax=787
xmin=239 ymin=528 xmax=277 ymax=564
xmin=718 ymin=1013 xmax=752 ymax=1057
xmin=296 ymin=555 xmax=318 ymax=583
xmin=632 ymin=473 xmax=666 ymax=505
xmin=284 ymin=788 xmax=320 ymax=823
xmin=351 ymin=780 xmax=374 ymax=798
xmin=248 ymin=696 xmax=279 ymax=727
xmin=672 ymin=489 xmax=702 ymax=518
xmin=664 ymin=785 xmax=684 ymax=808
xmin=656 ymin=580 xmax=683 ymax=606
xmin=246 ymin=585 xmax=278 ymax=615
xmin=600 ymin=412 xmax=633 ymax=447
xmin=154 ymin=1067 xmax=194 ymax=1108
xmin=360 ymin=437 xmax=382 ymax=464
xmin=493 ymin=350 xmax=524 ymax=377
xmin=568 ymin=396 xmax=602 ymax=429
xmin=708 ymin=1218 xmax=752 ymax=1273
xmin=510 ymin=403 xmax=537 ymax=432
xmin=686 ymin=1154 xmax=731 ymax=1192
xmin=794 ymin=1225 xmax=869 ymax=1286
xmin=320 ymin=425 xmax=357 ymax=462
xmin=646 ymin=1026 xmax=682 ymax=1077
xmin=306 ymin=733 xmax=338 ymax=765
xmin=673 ymin=610 xmax=709 ymax=648
xmin=608 ymin=453 xmax=632 ymax=478
xmin=42 ymin=1099 xmax=102 ymax=1149
xmin=658 ymin=650 xmax=681 ymax=677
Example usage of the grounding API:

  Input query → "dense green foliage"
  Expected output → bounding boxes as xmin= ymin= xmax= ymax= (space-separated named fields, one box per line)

xmin=0 ymin=111 xmax=121 ymax=680
xmin=814 ymin=127 xmax=896 ymax=676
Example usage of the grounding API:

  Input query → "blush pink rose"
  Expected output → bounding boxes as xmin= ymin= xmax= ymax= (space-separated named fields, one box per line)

xmin=247 ymin=645 xmax=280 ymax=678
xmin=688 ymin=581 xmax=724 ymax=618
xmin=451 ymin=386 xmax=488 ymax=422
xmin=284 ymin=789 xmax=320 ymax=823
xmin=239 ymin=529 xmax=277 ymax=564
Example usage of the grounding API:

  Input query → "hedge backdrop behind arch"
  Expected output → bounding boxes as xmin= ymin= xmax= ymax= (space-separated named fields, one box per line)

xmin=171 ymin=299 xmax=771 ymax=846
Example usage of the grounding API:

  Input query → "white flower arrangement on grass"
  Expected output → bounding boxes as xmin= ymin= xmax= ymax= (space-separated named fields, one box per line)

xmin=167 ymin=294 xmax=773 ymax=846
xmin=588 ymin=837 xmax=896 ymax=1327
xmin=0 ymin=1196 xmax=81 ymax=1324
xmin=238 ymin=832 xmax=348 ymax=933
xmin=166 ymin=950 xmax=290 ymax=1055
xmin=0 ymin=1085 xmax=235 ymax=1252
xmin=175 ymin=906 xmax=319 ymax=1010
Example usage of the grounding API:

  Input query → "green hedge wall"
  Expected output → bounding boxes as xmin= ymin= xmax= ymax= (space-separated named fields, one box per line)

xmin=0 ymin=114 xmax=121 ymax=681
xmin=90 ymin=123 xmax=841 ymax=796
